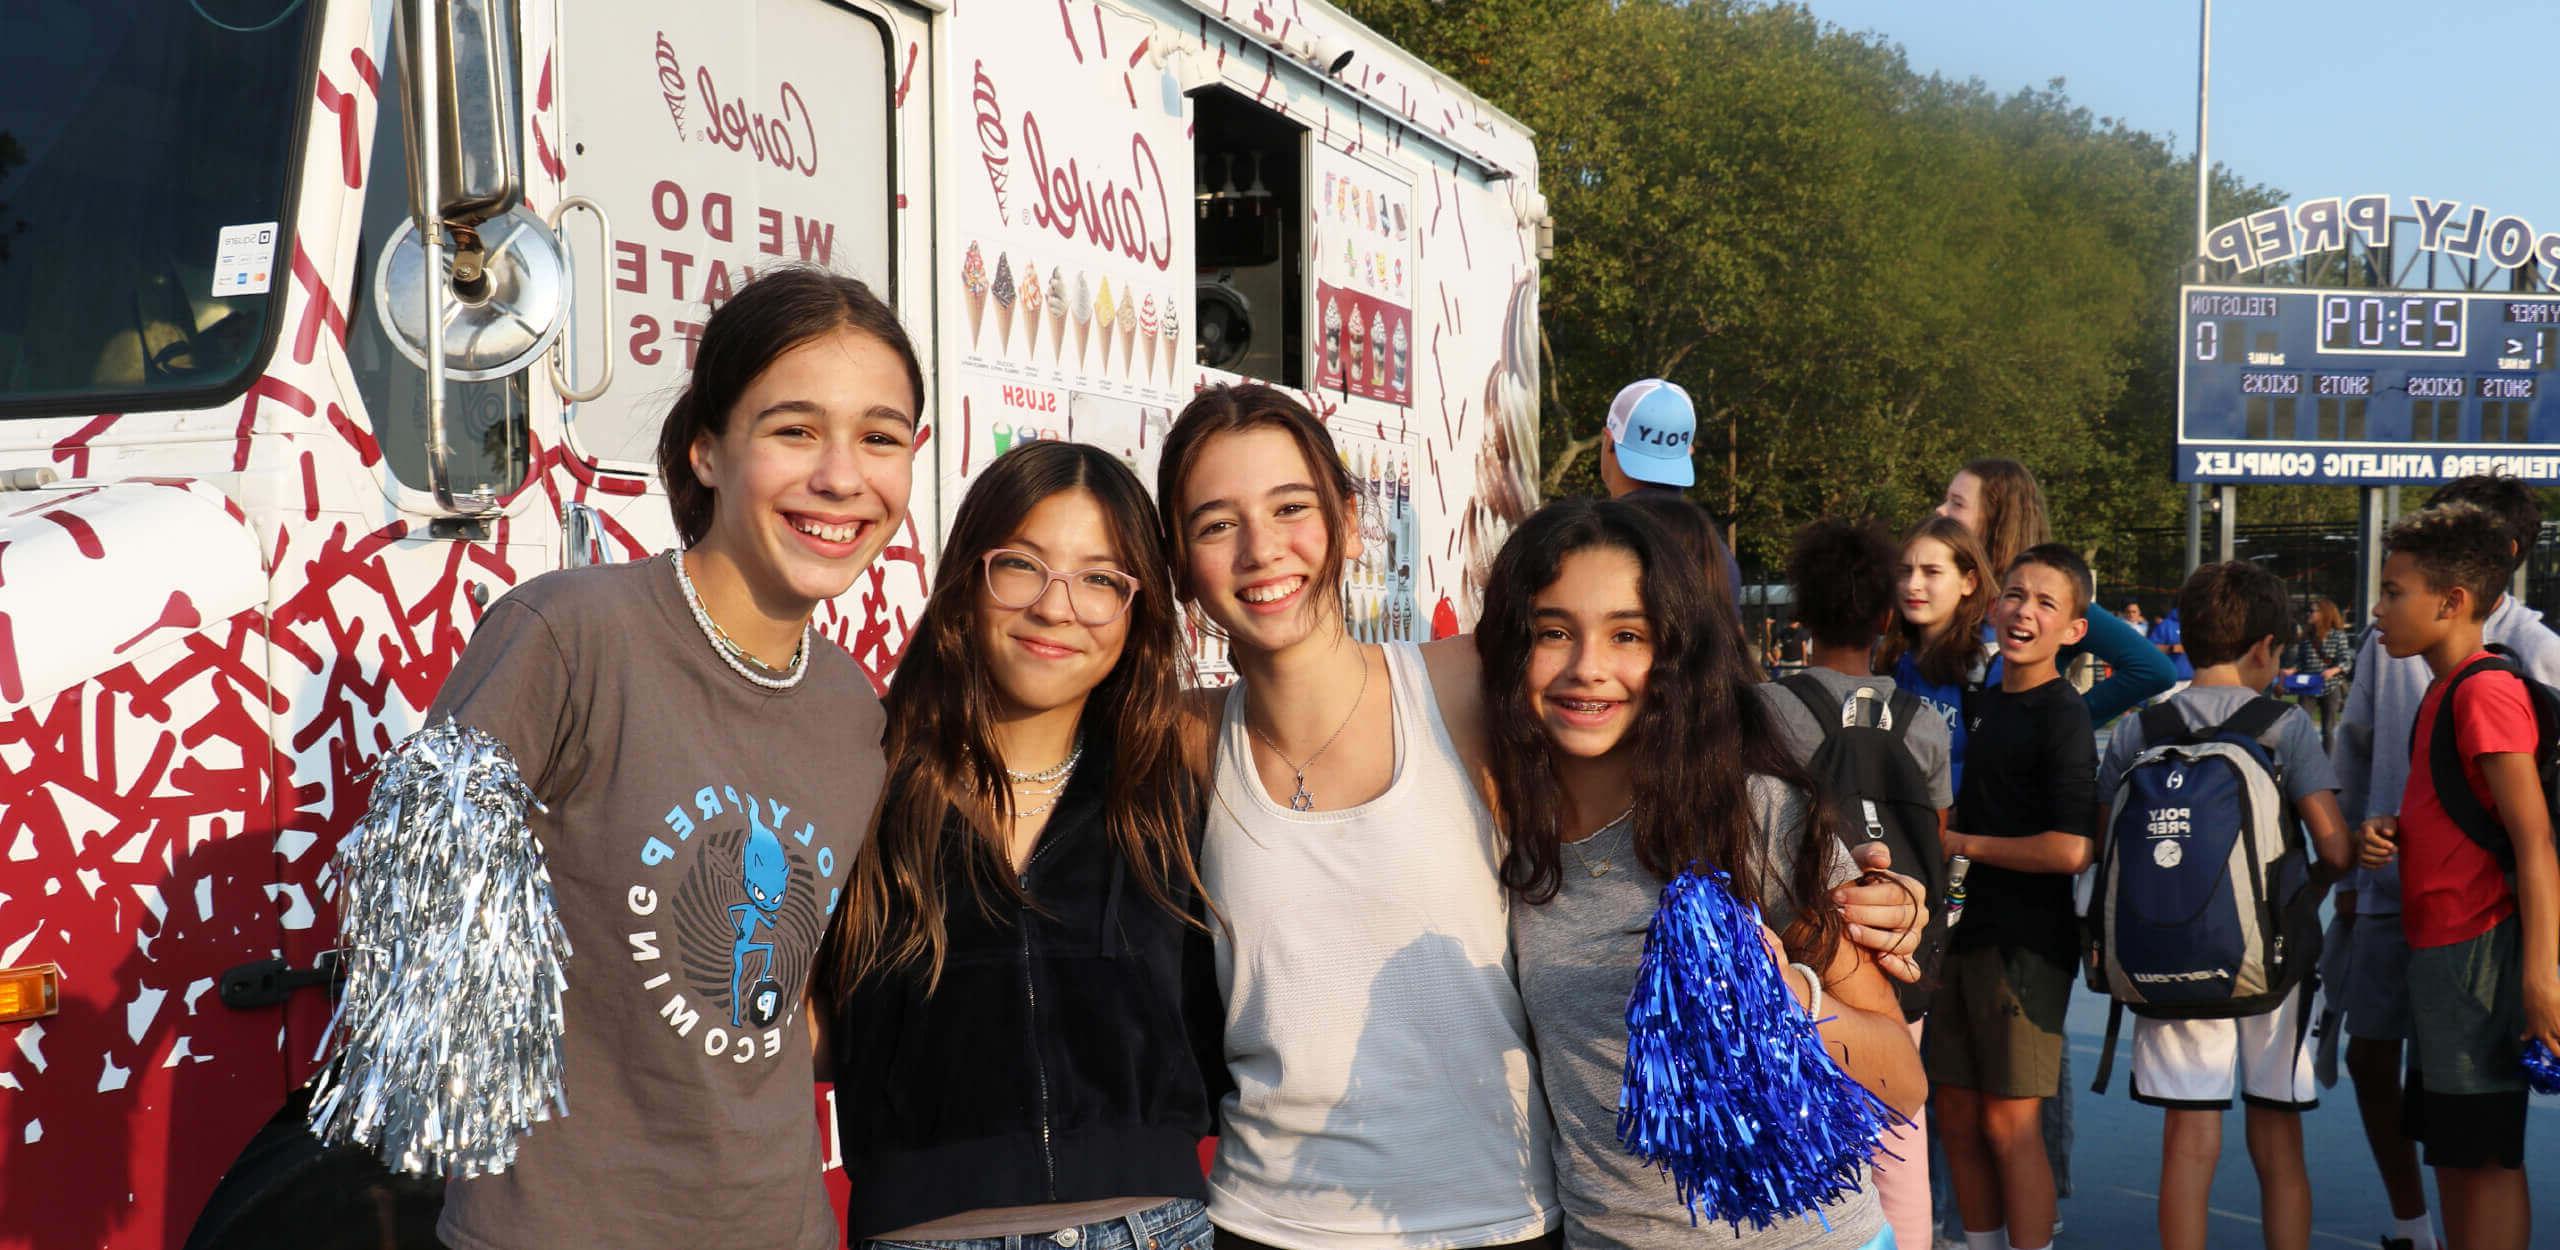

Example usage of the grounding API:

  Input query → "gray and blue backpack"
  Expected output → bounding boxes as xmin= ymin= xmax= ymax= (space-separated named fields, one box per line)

xmin=2085 ymin=697 xmax=2326 ymax=1093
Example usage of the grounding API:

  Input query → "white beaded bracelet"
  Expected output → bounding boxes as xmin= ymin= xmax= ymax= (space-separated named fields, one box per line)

xmin=1789 ymin=961 xmax=1825 ymax=1023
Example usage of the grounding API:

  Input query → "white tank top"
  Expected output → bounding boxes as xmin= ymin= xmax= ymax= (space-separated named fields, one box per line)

xmin=1204 ymin=643 xmax=1557 ymax=1249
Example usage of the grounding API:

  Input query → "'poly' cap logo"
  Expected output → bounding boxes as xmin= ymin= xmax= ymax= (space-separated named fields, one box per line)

xmin=1604 ymin=379 xmax=1696 ymax=487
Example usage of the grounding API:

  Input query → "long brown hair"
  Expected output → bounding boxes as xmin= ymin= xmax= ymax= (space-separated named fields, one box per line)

xmin=1959 ymin=457 xmax=2050 ymax=575
xmin=829 ymin=441 xmax=1203 ymax=992
xmin=1476 ymin=499 xmax=1847 ymax=970
xmin=653 ymin=265 xmax=926 ymax=546
xmin=2308 ymin=596 xmax=2346 ymax=642
xmin=1877 ymin=515 xmax=1993 ymax=686
xmin=1155 ymin=384 xmax=1360 ymax=625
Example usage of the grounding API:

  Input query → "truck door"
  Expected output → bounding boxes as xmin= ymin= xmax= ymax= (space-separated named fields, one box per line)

xmin=541 ymin=0 xmax=926 ymax=583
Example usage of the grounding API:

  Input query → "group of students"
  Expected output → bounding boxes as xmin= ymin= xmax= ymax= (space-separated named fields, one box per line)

xmin=414 ymin=270 xmax=1926 ymax=1250
xmin=1755 ymin=463 xmax=2560 ymax=1250
xmin=401 ymin=267 xmax=2551 ymax=1250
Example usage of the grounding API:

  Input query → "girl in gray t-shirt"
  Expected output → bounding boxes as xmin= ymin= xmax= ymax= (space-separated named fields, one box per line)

xmin=1474 ymin=498 xmax=1924 ymax=1250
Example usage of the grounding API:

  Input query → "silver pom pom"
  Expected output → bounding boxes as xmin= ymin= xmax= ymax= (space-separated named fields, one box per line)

xmin=307 ymin=720 xmax=572 ymax=1178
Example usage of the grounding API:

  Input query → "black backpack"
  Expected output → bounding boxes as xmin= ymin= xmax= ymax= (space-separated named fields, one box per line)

xmin=2419 ymin=642 xmax=2560 ymax=871
xmin=1778 ymin=675 xmax=1948 ymax=1021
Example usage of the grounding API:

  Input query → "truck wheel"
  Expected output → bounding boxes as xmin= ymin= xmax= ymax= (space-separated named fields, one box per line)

xmin=184 ymin=1117 xmax=444 ymax=1250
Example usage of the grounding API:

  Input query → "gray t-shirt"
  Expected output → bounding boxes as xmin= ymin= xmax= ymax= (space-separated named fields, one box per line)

xmin=1511 ymin=776 xmax=1880 ymax=1250
xmin=430 ymin=556 xmax=885 ymax=1250
xmin=2098 ymin=684 xmax=2339 ymax=807
xmin=1755 ymin=670 xmax=1956 ymax=809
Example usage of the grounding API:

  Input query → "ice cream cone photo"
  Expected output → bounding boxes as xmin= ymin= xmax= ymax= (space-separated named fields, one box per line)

xmin=1160 ymin=303 xmax=1181 ymax=382
xmin=1072 ymin=272 xmax=1093 ymax=370
xmin=1116 ymin=293 xmax=1137 ymax=381
xmin=992 ymin=253 xmax=1018 ymax=356
xmin=1093 ymin=278 xmax=1115 ymax=374
xmin=962 ymin=242 xmax=989 ymax=349
xmin=1020 ymin=262 xmax=1045 ymax=363
xmin=1047 ymin=270 xmax=1068 ymax=364
xmin=1138 ymin=294 xmax=1159 ymax=385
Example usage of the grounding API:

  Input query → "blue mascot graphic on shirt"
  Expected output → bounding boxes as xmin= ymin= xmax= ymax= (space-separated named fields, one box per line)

xmin=728 ymin=810 xmax=792 ymax=1028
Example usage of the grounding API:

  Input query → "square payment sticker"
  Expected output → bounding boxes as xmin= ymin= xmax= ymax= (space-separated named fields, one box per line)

xmin=211 ymin=222 xmax=278 ymax=297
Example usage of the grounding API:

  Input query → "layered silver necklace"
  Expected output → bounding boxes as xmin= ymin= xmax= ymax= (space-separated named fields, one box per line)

xmin=1006 ymin=737 xmax=1086 ymax=820
xmin=671 ymin=550 xmax=810 ymax=691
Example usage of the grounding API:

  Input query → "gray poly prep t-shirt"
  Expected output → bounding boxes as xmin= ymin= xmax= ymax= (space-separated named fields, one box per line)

xmin=2098 ymin=684 xmax=2339 ymax=807
xmin=1756 ymin=670 xmax=1956 ymax=810
xmin=1511 ymin=776 xmax=1881 ymax=1250
xmin=428 ymin=556 xmax=885 ymax=1250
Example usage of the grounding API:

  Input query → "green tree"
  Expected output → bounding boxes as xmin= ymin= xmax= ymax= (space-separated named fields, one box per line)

xmin=1341 ymin=0 xmax=2291 ymax=576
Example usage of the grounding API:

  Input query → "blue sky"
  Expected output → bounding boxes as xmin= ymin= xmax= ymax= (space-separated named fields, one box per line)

xmin=1795 ymin=1 xmax=2554 ymax=234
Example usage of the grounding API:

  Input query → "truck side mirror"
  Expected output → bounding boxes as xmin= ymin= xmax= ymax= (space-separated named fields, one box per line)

xmin=394 ymin=0 xmax=520 ymax=248
xmin=379 ymin=0 xmax=579 ymax=516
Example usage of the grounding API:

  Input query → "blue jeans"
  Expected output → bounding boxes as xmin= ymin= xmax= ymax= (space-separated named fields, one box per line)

xmin=868 ymin=1198 xmax=1213 ymax=1250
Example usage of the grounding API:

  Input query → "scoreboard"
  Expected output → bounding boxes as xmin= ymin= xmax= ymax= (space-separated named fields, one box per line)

xmin=2176 ymin=285 xmax=2560 ymax=485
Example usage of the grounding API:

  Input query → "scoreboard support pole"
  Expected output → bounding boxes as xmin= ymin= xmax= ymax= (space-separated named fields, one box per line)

xmin=2358 ymin=486 xmax=2385 ymax=626
xmin=2185 ymin=482 xmax=2204 ymax=573
xmin=2216 ymin=484 xmax=2236 ymax=562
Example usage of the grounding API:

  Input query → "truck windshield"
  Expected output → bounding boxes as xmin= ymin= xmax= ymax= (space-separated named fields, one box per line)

xmin=0 ymin=0 xmax=317 ymax=414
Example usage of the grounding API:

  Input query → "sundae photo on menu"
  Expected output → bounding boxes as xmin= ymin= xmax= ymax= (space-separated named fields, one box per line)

xmin=990 ymin=253 xmax=1017 ymax=355
xmin=962 ymin=242 xmax=988 ymax=348
xmin=1046 ymin=268 xmax=1067 ymax=364
xmin=1347 ymin=296 xmax=1366 ymax=385
xmin=1391 ymin=315 xmax=1408 ymax=394
xmin=1322 ymin=294 xmax=1343 ymax=383
xmin=1368 ymin=308 xmax=1387 ymax=389
xmin=1019 ymin=261 xmax=1045 ymax=363
xmin=1072 ymin=271 xmax=1093 ymax=369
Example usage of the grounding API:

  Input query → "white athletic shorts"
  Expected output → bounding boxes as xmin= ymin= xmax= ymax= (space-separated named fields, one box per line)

xmin=2128 ymin=989 xmax=2319 ymax=1110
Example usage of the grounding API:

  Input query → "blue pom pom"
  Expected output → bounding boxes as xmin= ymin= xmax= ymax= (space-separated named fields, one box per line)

xmin=2526 ymin=1039 xmax=2560 ymax=1097
xmin=1617 ymin=869 xmax=1903 ymax=1232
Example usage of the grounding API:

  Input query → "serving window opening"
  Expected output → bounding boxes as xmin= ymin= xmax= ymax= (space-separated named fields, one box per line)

xmin=1190 ymin=88 xmax=1303 ymax=388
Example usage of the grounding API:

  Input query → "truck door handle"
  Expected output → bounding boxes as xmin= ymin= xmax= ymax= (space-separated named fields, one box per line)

xmin=218 ymin=951 xmax=343 ymax=1010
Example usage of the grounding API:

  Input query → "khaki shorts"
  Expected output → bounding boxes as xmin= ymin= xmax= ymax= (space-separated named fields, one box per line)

xmin=1923 ymin=944 xmax=2072 ymax=1098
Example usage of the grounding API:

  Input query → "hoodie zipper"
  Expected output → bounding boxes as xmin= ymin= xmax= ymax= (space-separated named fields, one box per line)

xmin=1018 ymin=836 xmax=1062 ymax=1200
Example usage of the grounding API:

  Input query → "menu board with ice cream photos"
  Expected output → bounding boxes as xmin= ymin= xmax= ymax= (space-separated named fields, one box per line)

xmin=1331 ymin=423 xmax=1422 ymax=644
xmin=1310 ymin=148 xmax=1414 ymax=407
xmin=949 ymin=0 xmax=1192 ymax=406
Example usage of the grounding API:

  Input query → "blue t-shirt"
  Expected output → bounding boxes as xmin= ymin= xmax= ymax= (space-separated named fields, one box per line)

xmin=2148 ymin=611 xmax=2194 ymax=682
xmin=1894 ymin=650 xmax=1977 ymax=793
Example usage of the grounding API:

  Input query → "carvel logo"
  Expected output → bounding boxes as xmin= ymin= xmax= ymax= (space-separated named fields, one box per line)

xmin=972 ymin=60 xmax=1172 ymax=272
xmin=651 ymin=30 xmax=820 ymax=178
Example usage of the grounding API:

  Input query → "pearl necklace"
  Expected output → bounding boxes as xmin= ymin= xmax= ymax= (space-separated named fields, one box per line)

xmin=671 ymin=550 xmax=810 ymax=691
xmin=1006 ymin=737 xmax=1085 ymax=820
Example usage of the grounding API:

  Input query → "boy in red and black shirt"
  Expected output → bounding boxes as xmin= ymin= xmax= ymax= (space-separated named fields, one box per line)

xmin=2360 ymin=502 xmax=2560 ymax=1250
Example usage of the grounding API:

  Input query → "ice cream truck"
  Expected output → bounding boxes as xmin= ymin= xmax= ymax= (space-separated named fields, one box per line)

xmin=0 ymin=0 xmax=1544 ymax=1244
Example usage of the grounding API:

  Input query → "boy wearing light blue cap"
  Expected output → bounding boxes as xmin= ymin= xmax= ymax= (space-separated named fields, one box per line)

xmin=1599 ymin=378 xmax=1698 ymax=494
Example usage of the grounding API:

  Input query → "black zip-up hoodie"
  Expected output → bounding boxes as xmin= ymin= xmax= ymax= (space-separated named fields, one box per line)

xmin=830 ymin=736 xmax=1229 ymax=1240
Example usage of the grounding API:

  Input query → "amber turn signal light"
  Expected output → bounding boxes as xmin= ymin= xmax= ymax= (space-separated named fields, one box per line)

xmin=0 ymin=965 xmax=60 ymax=1024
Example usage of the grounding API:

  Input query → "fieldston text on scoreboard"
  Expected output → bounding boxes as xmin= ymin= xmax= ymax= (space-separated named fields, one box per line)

xmin=2176 ymin=285 xmax=2560 ymax=485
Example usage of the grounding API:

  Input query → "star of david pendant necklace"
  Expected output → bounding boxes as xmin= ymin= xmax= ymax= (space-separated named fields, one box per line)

xmin=1246 ymin=650 xmax=1369 ymax=812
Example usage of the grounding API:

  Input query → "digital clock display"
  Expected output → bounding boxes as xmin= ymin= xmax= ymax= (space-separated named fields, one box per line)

xmin=2319 ymin=294 xmax=2465 ymax=354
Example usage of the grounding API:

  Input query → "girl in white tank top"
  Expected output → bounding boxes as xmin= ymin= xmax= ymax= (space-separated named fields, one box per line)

xmin=1158 ymin=386 xmax=1557 ymax=1250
